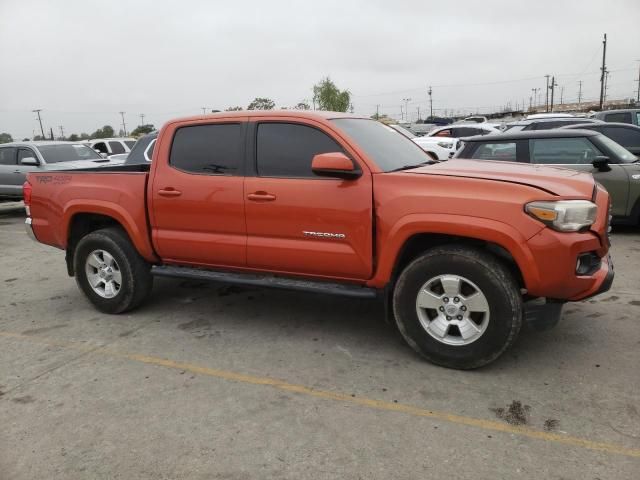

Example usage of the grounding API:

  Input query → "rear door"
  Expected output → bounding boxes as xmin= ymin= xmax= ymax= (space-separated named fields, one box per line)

xmin=601 ymin=125 xmax=640 ymax=155
xmin=529 ymin=137 xmax=629 ymax=217
xmin=244 ymin=119 xmax=373 ymax=280
xmin=0 ymin=147 xmax=18 ymax=196
xmin=150 ymin=119 xmax=248 ymax=267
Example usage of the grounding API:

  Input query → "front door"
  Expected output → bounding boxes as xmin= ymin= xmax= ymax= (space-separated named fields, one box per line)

xmin=529 ymin=137 xmax=630 ymax=217
xmin=150 ymin=120 xmax=247 ymax=267
xmin=244 ymin=120 xmax=373 ymax=280
xmin=0 ymin=147 xmax=18 ymax=196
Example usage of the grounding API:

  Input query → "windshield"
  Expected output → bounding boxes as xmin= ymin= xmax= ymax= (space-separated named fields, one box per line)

xmin=389 ymin=124 xmax=416 ymax=139
xmin=596 ymin=134 xmax=637 ymax=163
xmin=37 ymin=144 xmax=102 ymax=163
xmin=331 ymin=119 xmax=431 ymax=172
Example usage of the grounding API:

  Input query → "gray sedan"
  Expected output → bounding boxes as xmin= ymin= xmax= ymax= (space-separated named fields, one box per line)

xmin=0 ymin=141 xmax=110 ymax=199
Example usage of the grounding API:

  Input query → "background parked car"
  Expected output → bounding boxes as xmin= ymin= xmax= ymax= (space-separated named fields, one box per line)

xmin=87 ymin=138 xmax=136 ymax=158
xmin=124 ymin=132 xmax=157 ymax=164
xmin=503 ymin=117 xmax=602 ymax=132
xmin=455 ymin=129 xmax=640 ymax=224
xmin=388 ymin=124 xmax=417 ymax=140
xmin=591 ymin=108 xmax=640 ymax=126
xmin=0 ymin=141 xmax=110 ymax=199
xmin=561 ymin=122 xmax=640 ymax=156
xmin=413 ymin=124 xmax=499 ymax=160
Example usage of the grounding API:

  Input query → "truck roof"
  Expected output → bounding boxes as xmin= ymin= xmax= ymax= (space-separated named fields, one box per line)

xmin=462 ymin=129 xmax=602 ymax=142
xmin=167 ymin=110 xmax=369 ymax=124
xmin=0 ymin=140 xmax=85 ymax=148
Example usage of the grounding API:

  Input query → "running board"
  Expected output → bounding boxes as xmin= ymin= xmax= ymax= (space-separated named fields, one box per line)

xmin=151 ymin=265 xmax=379 ymax=299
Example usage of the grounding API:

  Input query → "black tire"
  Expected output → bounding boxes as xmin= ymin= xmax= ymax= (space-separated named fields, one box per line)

xmin=393 ymin=245 xmax=522 ymax=369
xmin=74 ymin=227 xmax=153 ymax=314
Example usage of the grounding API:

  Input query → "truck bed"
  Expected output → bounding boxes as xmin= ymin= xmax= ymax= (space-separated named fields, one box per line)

xmin=27 ymin=167 xmax=156 ymax=261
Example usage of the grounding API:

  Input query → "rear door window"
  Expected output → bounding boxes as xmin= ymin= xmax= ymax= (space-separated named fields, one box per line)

xmin=433 ymin=128 xmax=453 ymax=137
xmin=0 ymin=147 xmax=17 ymax=165
xmin=108 ymin=141 xmax=126 ymax=154
xmin=256 ymin=123 xmax=344 ymax=178
xmin=125 ymin=141 xmax=136 ymax=149
xmin=530 ymin=138 xmax=602 ymax=164
xmin=92 ymin=142 xmax=108 ymax=154
xmin=170 ymin=123 xmax=242 ymax=175
xmin=470 ymin=142 xmax=517 ymax=161
xmin=604 ymin=112 xmax=633 ymax=123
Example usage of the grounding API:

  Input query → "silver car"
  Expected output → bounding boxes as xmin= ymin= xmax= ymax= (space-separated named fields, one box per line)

xmin=0 ymin=141 xmax=110 ymax=199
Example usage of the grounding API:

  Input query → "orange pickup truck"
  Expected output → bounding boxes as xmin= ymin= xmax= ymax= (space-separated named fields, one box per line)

xmin=24 ymin=111 xmax=613 ymax=369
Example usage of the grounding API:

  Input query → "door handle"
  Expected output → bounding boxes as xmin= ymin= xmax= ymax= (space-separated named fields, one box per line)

xmin=158 ymin=188 xmax=182 ymax=197
xmin=247 ymin=191 xmax=276 ymax=202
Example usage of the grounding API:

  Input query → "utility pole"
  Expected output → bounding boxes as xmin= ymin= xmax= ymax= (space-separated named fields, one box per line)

xmin=599 ymin=33 xmax=607 ymax=110
xmin=560 ymin=86 xmax=564 ymax=105
xmin=375 ymin=104 xmax=379 ymax=119
xmin=636 ymin=60 xmax=640 ymax=103
xmin=49 ymin=127 xmax=54 ymax=141
xmin=428 ymin=86 xmax=433 ymax=120
xmin=58 ymin=126 xmax=64 ymax=140
xmin=400 ymin=105 xmax=404 ymax=121
xmin=549 ymin=76 xmax=558 ymax=112
xmin=402 ymin=98 xmax=411 ymax=122
xmin=578 ymin=80 xmax=583 ymax=106
xmin=531 ymin=88 xmax=540 ymax=110
xmin=140 ymin=113 xmax=145 ymax=126
xmin=32 ymin=109 xmax=45 ymax=139
xmin=604 ymin=70 xmax=610 ymax=104
xmin=529 ymin=96 xmax=533 ymax=111
xmin=417 ymin=106 xmax=420 ymax=121
xmin=201 ymin=107 xmax=207 ymax=114
xmin=119 ymin=111 xmax=127 ymax=137
xmin=545 ymin=75 xmax=550 ymax=112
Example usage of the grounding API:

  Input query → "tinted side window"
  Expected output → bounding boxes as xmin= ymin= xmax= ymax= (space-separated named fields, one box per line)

xmin=256 ymin=123 xmax=344 ymax=178
xmin=453 ymin=127 xmax=481 ymax=137
xmin=145 ymin=139 xmax=156 ymax=161
xmin=108 ymin=141 xmax=126 ymax=154
xmin=125 ymin=141 xmax=136 ymax=149
xmin=530 ymin=138 xmax=601 ymax=164
xmin=470 ymin=142 xmax=517 ymax=161
xmin=170 ymin=123 xmax=242 ymax=175
xmin=604 ymin=112 xmax=632 ymax=123
xmin=93 ymin=142 xmax=108 ymax=154
xmin=0 ymin=147 xmax=17 ymax=165
xmin=602 ymin=126 xmax=640 ymax=147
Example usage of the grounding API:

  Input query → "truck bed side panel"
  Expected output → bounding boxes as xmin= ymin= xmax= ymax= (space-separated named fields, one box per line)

xmin=28 ymin=171 xmax=157 ymax=262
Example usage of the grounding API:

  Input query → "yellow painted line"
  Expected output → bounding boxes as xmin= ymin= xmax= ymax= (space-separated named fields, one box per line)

xmin=1 ymin=330 xmax=639 ymax=459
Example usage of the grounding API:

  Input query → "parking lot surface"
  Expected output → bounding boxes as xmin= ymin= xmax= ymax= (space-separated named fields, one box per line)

xmin=1 ymin=201 xmax=639 ymax=479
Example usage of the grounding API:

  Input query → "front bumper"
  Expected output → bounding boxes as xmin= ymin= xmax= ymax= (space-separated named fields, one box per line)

xmin=25 ymin=217 xmax=36 ymax=241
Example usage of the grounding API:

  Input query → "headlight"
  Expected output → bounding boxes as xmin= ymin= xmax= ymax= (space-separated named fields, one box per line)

xmin=525 ymin=200 xmax=597 ymax=232
xmin=437 ymin=141 xmax=454 ymax=149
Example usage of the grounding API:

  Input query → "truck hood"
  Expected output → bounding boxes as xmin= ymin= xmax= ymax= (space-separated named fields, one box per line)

xmin=406 ymin=159 xmax=595 ymax=197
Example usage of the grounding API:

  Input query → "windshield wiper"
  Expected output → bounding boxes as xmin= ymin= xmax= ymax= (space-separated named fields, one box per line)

xmin=388 ymin=160 xmax=439 ymax=172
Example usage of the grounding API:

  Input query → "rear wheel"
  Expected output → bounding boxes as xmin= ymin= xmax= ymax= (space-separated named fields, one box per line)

xmin=74 ymin=227 xmax=153 ymax=314
xmin=393 ymin=245 xmax=522 ymax=369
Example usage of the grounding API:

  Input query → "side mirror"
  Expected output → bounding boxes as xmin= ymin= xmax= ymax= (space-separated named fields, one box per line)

xmin=311 ymin=152 xmax=361 ymax=179
xmin=21 ymin=157 xmax=39 ymax=166
xmin=592 ymin=155 xmax=611 ymax=172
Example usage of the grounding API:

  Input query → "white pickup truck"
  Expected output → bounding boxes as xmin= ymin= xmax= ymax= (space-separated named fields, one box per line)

xmin=413 ymin=124 xmax=499 ymax=160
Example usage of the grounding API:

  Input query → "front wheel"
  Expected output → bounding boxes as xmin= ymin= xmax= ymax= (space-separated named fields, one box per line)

xmin=393 ymin=245 xmax=522 ymax=369
xmin=74 ymin=227 xmax=153 ymax=314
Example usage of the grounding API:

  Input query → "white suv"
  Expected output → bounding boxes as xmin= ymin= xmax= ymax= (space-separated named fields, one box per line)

xmin=87 ymin=138 xmax=136 ymax=158
xmin=412 ymin=124 xmax=499 ymax=160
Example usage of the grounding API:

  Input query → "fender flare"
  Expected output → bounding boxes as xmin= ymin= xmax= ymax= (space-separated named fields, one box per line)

xmin=367 ymin=213 xmax=542 ymax=292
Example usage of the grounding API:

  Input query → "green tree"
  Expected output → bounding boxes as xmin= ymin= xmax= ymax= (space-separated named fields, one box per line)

xmin=225 ymin=106 xmax=243 ymax=111
xmin=91 ymin=125 xmax=115 ymax=139
xmin=130 ymin=124 xmax=155 ymax=137
xmin=247 ymin=97 xmax=275 ymax=110
xmin=0 ymin=132 xmax=13 ymax=144
xmin=68 ymin=134 xmax=79 ymax=142
xmin=294 ymin=102 xmax=310 ymax=110
xmin=80 ymin=133 xmax=90 ymax=140
xmin=312 ymin=77 xmax=350 ymax=112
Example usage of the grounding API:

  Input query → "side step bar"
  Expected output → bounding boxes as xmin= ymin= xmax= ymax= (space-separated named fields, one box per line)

xmin=151 ymin=265 xmax=379 ymax=299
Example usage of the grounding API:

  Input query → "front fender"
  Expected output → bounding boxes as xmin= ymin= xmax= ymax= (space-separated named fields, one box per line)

xmin=367 ymin=213 xmax=543 ymax=291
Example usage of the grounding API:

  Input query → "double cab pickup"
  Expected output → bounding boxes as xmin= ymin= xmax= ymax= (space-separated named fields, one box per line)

xmin=24 ymin=111 xmax=613 ymax=369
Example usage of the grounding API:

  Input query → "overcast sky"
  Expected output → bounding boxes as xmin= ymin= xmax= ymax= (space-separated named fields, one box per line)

xmin=1 ymin=0 xmax=639 ymax=139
